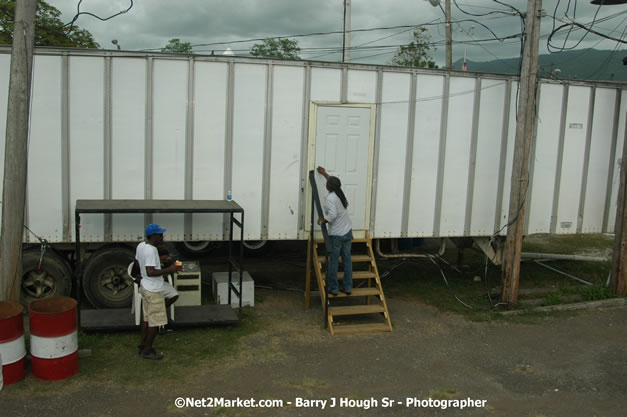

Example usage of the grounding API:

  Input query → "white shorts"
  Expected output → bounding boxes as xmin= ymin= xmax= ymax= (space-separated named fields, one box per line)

xmin=163 ymin=280 xmax=179 ymax=299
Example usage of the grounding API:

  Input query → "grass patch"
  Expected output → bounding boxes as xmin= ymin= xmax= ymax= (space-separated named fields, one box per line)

xmin=542 ymin=292 xmax=563 ymax=306
xmin=523 ymin=233 xmax=613 ymax=256
xmin=577 ymin=285 xmax=616 ymax=301
xmin=9 ymin=308 xmax=260 ymax=393
xmin=429 ymin=389 xmax=458 ymax=400
xmin=379 ymin=234 xmax=616 ymax=322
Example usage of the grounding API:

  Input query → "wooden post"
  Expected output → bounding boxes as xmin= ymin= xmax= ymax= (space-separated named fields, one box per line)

xmin=0 ymin=0 xmax=37 ymax=302
xmin=445 ymin=0 xmax=452 ymax=69
xmin=501 ymin=0 xmax=542 ymax=306
xmin=342 ymin=0 xmax=351 ymax=63
xmin=610 ymin=116 xmax=627 ymax=296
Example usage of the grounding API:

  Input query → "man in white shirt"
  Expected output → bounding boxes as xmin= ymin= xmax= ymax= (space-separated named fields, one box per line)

xmin=137 ymin=224 xmax=181 ymax=360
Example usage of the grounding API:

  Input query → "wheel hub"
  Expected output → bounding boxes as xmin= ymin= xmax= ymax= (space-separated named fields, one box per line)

xmin=22 ymin=269 xmax=55 ymax=298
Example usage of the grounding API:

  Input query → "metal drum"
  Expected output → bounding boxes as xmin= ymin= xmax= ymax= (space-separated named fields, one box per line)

xmin=0 ymin=301 xmax=26 ymax=386
xmin=29 ymin=297 xmax=78 ymax=381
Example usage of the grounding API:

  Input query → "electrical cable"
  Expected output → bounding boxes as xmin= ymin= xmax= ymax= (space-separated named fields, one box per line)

xmin=63 ymin=0 xmax=133 ymax=29
xmin=547 ymin=5 xmax=627 ymax=52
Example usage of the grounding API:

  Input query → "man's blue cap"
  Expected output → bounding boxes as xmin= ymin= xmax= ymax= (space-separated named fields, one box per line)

xmin=145 ymin=224 xmax=166 ymax=236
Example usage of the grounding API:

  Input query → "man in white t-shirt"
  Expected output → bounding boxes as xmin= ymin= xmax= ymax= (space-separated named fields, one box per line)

xmin=137 ymin=224 xmax=181 ymax=360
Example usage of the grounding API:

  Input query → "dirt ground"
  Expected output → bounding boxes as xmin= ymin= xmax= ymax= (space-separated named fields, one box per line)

xmin=1 ymin=245 xmax=626 ymax=417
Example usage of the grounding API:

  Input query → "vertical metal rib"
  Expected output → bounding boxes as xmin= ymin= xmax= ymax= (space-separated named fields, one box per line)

xmin=103 ymin=56 xmax=113 ymax=241
xmin=577 ymin=87 xmax=596 ymax=233
xmin=494 ymin=80 xmax=512 ymax=234
xmin=550 ymin=85 xmax=569 ymax=234
xmin=400 ymin=73 xmax=417 ymax=237
xmin=464 ymin=77 xmax=481 ymax=236
xmin=144 ymin=57 xmax=154 ymax=227
xmin=61 ymin=54 xmax=71 ymax=241
xmin=261 ymin=64 xmax=274 ymax=239
xmin=223 ymin=61 xmax=235 ymax=238
xmin=341 ymin=66 xmax=348 ymax=103
xmin=433 ymin=75 xmax=450 ymax=237
xmin=298 ymin=64 xmax=312 ymax=231
xmin=602 ymin=89 xmax=622 ymax=233
xmin=368 ymin=69 xmax=384 ymax=235
xmin=184 ymin=58 xmax=195 ymax=240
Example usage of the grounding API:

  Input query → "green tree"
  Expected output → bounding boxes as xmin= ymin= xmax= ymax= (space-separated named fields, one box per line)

xmin=250 ymin=38 xmax=300 ymax=60
xmin=0 ymin=0 xmax=99 ymax=48
xmin=161 ymin=38 xmax=192 ymax=54
xmin=389 ymin=27 xmax=437 ymax=68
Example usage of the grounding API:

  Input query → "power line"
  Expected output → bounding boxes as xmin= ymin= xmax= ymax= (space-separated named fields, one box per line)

xmin=139 ymin=16 xmax=524 ymax=53
xmin=63 ymin=0 xmax=133 ymax=29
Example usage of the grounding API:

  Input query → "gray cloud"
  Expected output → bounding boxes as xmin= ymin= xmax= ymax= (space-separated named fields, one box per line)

xmin=52 ymin=0 xmax=625 ymax=65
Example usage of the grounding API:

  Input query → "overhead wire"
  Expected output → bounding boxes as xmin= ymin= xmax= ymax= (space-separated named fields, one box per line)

xmin=547 ymin=1 xmax=627 ymax=53
xmin=64 ymin=0 xmax=134 ymax=30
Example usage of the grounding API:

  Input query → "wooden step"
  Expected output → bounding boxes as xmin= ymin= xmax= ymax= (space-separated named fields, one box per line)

xmin=314 ymin=238 xmax=370 ymax=244
xmin=322 ymin=271 xmax=377 ymax=280
xmin=328 ymin=304 xmax=385 ymax=316
xmin=317 ymin=255 xmax=372 ymax=264
xmin=327 ymin=287 xmax=380 ymax=298
xmin=331 ymin=322 xmax=392 ymax=335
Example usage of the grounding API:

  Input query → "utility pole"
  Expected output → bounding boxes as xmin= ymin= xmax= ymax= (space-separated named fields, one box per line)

xmin=342 ymin=0 xmax=351 ymax=63
xmin=500 ymin=0 xmax=543 ymax=306
xmin=0 ymin=0 xmax=37 ymax=302
xmin=610 ymin=119 xmax=627 ymax=296
xmin=423 ymin=0 xmax=451 ymax=68
xmin=445 ymin=0 xmax=452 ymax=69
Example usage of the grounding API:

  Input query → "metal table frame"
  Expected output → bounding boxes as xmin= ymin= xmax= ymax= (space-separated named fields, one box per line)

xmin=74 ymin=199 xmax=245 ymax=329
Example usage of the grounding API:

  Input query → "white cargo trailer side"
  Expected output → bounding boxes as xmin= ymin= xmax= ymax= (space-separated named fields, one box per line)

xmin=0 ymin=48 xmax=624 ymax=307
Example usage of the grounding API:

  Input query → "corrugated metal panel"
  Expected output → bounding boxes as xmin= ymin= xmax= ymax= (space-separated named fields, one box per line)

xmin=347 ymin=69 xmax=377 ymax=103
xmin=470 ymin=79 xmax=508 ymax=236
xmin=581 ymin=88 xmax=616 ymax=233
xmin=407 ymin=74 xmax=445 ymax=237
xmin=110 ymin=58 xmax=147 ymax=241
xmin=231 ymin=63 xmax=267 ymax=240
xmin=527 ymin=83 xmax=564 ymax=234
xmin=191 ymin=61 xmax=229 ymax=240
xmin=268 ymin=65 xmax=305 ymax=239
xmin=373 ymin=72 xmax=411 ymax=237
xmin=0 ymin=50 xmax=624 ymax=243
xmin=439 ymin=76 xmax=475 ymax=236
xmin=151 ymin=59 xmax=188 ymax=240
xmin=311 ymin=67 xmax=341 ymax=102
xmin=28 ymin=56 xmax=64 ymax=242
xmin=555 ymin=86 xmax=592 ymax=234
xmin=68 ymin=56 xmax=105 ymax=242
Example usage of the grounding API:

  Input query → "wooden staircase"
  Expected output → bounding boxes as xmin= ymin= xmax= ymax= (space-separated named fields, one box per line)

xmin=305 ymin=232 xmax=392 ymax=336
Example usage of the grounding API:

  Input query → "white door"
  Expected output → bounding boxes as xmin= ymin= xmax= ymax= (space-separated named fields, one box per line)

xmin=313 ymin=105 xmax=372 ymax=231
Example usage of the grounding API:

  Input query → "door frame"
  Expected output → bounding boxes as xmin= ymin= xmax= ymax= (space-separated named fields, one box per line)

xmin=303 ymin=102 xmax=377 ymax=239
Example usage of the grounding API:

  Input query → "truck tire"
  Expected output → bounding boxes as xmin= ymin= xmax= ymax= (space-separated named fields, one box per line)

xmin=21 ymin=250 xmax=72 ymax=305
xmin=243 ymin=240 xmax=271 ymax=256
xmin=82 ymin=247 xmax=135 ymax=309
xmin=175 ymin=240 xmax=218 ymax=257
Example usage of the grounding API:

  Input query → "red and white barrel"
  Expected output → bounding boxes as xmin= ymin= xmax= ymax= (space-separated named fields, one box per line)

xmin=0 ymin=301 xmax=26 ymax=387
xmin=29 ymin=297 xmax=79 ymax=381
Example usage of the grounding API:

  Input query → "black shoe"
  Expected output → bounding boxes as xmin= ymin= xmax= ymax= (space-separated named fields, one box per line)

xmin=137 ymin=345 xmax=144 ymax=356
xmin=141 ymin=348 xmax=164 ymax=360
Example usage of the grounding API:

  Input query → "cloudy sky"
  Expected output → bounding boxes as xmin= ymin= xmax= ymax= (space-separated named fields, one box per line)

xmin=52 ymin=0 xmax=626 ymax=66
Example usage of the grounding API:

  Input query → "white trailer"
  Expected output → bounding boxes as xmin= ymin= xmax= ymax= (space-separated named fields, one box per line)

xmin=0 ymin=47 xmax=625 ymax=307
